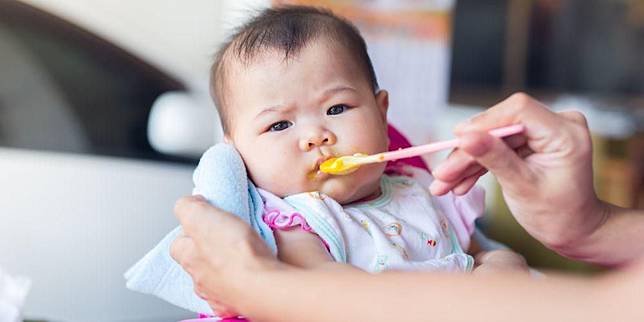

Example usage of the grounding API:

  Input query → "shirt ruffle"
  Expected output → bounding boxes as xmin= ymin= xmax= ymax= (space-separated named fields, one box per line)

xmin=262 ymin=208 xmax=313 ymax=232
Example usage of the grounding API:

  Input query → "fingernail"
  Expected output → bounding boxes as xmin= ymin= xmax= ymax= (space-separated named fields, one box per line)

xmin=433 ymin=163 xmax=446 ymax=176
xmin=428 ymin=181 xmax=442 ymax=195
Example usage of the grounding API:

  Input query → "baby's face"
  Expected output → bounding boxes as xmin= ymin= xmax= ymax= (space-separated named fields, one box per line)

xmin=225 ymin=39 xmax=389 ymax=204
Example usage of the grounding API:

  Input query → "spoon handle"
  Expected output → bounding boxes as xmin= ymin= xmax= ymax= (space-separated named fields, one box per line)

xmin=379 ymin=124 xmax=525 ymax=162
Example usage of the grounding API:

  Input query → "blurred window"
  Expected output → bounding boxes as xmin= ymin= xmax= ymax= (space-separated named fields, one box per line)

xmin=450 ymin=0 xmax=644 ymax=107
xmin=0 ymin=1 xmax=190 ymax=162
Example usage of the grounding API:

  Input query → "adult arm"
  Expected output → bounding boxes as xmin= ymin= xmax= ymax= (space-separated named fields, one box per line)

xmin=240 ymin=262 xmax=639 ymax=322
xmin=171 ymin=196 xmax=644 ymax=322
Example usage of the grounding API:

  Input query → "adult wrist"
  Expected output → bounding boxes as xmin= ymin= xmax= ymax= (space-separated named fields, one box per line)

xmin=550 ymin=199 xmax=612 ymax=263
xmin=233 ymin=256 xmax=292 ymax=317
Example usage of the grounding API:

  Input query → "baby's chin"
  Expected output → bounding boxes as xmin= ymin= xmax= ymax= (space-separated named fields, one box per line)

xmin=318 ymin=176 xmax=381 ymax=205
xmin=318 ymin=186 xmax=355 ymax=204
xmin=264 ymin=179 xmax=362 ymax=203
xmin=259 ymin=166 xmax=384 ymax=203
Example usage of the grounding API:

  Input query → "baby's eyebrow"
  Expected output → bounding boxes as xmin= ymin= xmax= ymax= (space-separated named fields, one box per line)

xmin=254 ymin=105 xmax=294 ymax=120
xmin=320 ymin=85 xmax=357 ymax=99
xmin=254 ymin=86 xmax=357 ymax=120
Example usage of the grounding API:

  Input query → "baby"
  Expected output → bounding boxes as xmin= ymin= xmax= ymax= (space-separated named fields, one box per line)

xmin=208 ymin=5 xmax=527 ymax=316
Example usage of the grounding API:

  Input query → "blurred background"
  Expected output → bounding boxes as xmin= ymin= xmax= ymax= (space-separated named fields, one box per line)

xmin=0 ymin=0 xmax=642 ymax=321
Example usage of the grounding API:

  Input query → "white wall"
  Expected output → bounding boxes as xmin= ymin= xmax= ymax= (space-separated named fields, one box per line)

xmin=2 ymin=2 xmax=270 ymax=321
xmin=20 ymin=0 xmax=271 ymax=92
xmin=0 ymin=149 xmax=196 ymax=322
xmin=20 ymin=0 xmax=218 ymax=89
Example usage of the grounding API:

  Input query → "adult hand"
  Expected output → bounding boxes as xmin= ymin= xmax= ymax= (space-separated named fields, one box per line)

xmin=170 ymin=195 xmax=276 ymax=316
xmin=429 ymin=93 xmax=607 ymax=260
xmin=472 ymin=249 xmax=529 ymax=275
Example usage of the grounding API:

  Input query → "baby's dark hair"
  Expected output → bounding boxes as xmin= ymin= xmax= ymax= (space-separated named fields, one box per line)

xmin=210 ymin=5 xmax=379 ymax=133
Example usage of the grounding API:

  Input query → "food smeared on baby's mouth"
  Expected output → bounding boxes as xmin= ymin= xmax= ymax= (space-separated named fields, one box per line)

xmin=319 ymin=153 xmax=368 ymax=175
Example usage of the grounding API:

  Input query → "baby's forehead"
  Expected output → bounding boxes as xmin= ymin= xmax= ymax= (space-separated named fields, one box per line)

xmin=219 ymin=50 xmax=287 ymax=104
xmin=217 ymin=38 xmax=372 ymax=115
xmin=223 ymin=39 xmax=359 ymax=83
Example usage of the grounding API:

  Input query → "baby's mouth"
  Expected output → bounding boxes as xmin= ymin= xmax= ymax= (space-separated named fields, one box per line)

xmin=313 ymin=155 xmax=335 ymax=172
xmin=308 ymin=155 xmax=335 ymax=180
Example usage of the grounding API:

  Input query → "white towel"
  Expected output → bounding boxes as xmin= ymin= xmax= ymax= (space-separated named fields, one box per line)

xmin=124 ymin=143 xmax=276 ymax=314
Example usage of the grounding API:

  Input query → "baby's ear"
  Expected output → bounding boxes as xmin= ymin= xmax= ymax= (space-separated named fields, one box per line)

xmin=375 ymin=90 xmax=389 ymax=121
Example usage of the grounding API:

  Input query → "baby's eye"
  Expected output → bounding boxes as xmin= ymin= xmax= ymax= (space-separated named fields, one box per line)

xmin=269 ymin=120 xmax=292 ymax=132
xmin=327 ymin=104 xmax=348 ymax=115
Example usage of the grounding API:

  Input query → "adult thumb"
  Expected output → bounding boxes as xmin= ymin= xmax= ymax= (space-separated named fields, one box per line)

xmin=458 ymin=131 xmax=532 ymax=191
xmin=174 ymin=195 xmax=216 ymax=239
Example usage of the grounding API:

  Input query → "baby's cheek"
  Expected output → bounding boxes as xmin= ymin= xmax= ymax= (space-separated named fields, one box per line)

xmin=349 ymin=118 xmax=388 ymax=150
xmin=246 ymin=162 xmax=278 ymax=190
xmin=269 ymin=174 xmax=293 ymax=196
xmin=257 ymin=168 xmax=305 ymax=198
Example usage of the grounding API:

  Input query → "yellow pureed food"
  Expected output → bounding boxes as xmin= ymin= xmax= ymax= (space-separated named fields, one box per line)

xmin=319 ymin=153 xmax=368 ymax=175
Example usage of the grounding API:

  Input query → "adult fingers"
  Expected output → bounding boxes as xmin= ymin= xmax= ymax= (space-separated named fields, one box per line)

xmin=170 ymin=235 xmax=198 ymax=272
xmin=431 ymin=143 xmax=529 ymax=196
xmin=455 ymin=93 xmax=561 ymax=145
xmin=433 ymin=133 xmax=526 ymax=182
xmin=429 ymin=179 xmax=454 ymax=196
xmin=454 ymin=93 xmax=535 ymax=133
xmin=175 ymin=195 xmax=251 ymax=231
xmin=174 ymin=195 xmax=244 ymax=246
xmin=451 ymin=167 xmax=488 ymax=196
xmin=432 ymin=149 xmax=475 ymax=182
xmin=558 ymin=110 xmax=588 ymax=127
xmin=457 ymin=131 xmax=534 ymax=191
xmin=429 ymin=165 xmax=485 ymax=196
xmin=174 ymin=195 xmax=212 ymax=238
xmin=170 ymin=234 xmax=189 ymax=262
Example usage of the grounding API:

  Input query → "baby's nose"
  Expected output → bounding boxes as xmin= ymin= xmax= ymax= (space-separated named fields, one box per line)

xmin=300 ymin=130 xmax=336 ymax=151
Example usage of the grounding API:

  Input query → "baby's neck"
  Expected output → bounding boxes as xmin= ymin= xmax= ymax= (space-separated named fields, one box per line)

xmin=348 ymin=185 xmax=382 ymax=204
